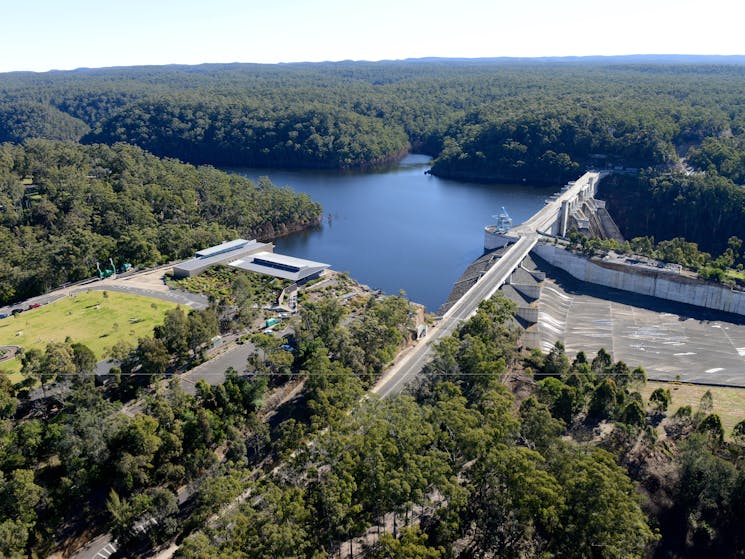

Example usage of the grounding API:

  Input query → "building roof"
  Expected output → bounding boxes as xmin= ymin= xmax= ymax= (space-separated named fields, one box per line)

xmin=252 ymin=252 xmax=328 ymax=269
xmin=229 ymin=252 xmax=330 ymax=281
xmin=175 ymin=240 xmax=271 ymax=273
xmin=195 ymin=239 xmax=253 ymax=258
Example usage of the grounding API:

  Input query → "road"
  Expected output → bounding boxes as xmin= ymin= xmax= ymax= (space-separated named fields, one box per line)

xmin=178 ymin=339 xmax=256 ymax=395
xmin=1 ymin=265 xmax=207 ymax=317
xmin=372 ymin=174 xmax=606 ymax=398
xmin=73 ymin=233 xmax=546 ymax=559
xmin=373 ymin=234 xmax=538 ymax=398
xmin=68 ymin=533 xmax=117 ymax=559
xmin=68 ymin=333 xmax=275 ymax=559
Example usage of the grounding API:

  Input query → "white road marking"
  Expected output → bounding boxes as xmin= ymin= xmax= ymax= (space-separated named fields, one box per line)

xmin=94 ymin=542 xmax=117 ymax=559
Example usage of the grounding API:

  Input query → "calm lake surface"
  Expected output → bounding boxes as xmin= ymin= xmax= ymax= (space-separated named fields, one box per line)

xmin=232 ymin=154 xmax=556 ymax=312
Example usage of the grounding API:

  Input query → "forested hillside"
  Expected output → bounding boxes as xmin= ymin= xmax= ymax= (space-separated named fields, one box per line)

xmin=599 ymin=171 xmax=745 ymax=256
xmin=167 ymin=296 xmax=745 ymax=559
xmin=2 ymin=59 xmax=745 ymax=559
xmin=0 ymin=141 xmax=321 ymax=303
xmin=2 ymin=61 xmax=745 ymax=178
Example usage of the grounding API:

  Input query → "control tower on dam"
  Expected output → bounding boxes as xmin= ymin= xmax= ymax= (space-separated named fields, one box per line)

xmin=484 ymin=171 xmax=604 ymax=250
xmin=438 ymin=171 xmax=605 ymax=316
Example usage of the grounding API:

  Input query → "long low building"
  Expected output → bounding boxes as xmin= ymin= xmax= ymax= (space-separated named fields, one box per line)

xmin=173 ymin=239 xmax=330 ymax=283
xmin=173 ymin=239 xmax=273 ymax=278
xmin=229 ymin=252 xmax=330 ymax=283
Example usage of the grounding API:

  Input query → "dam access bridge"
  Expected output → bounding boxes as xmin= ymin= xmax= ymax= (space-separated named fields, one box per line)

xmin=374 ymin=171 xmax=603 ymax=398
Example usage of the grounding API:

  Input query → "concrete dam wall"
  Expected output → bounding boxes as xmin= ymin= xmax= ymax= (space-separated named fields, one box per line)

xmin=533 ymin=244 xmax=745 ymax=317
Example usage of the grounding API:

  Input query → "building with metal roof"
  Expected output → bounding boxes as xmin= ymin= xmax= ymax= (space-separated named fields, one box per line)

xmin=173 ymin=239 xmax=272 ymax=278
xmin=229 ymin=252 xmax=330 ymax=283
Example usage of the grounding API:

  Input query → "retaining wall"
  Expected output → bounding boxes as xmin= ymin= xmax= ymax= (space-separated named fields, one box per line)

xmin=533 ymin=244 xmax=745 ymax=316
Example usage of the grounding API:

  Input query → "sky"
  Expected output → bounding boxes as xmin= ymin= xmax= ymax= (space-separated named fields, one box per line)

xmin=2 ymin=0 xmax=744 ymax=73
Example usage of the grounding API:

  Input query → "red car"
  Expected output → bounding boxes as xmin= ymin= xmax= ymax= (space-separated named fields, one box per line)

xmin=28 ymin=303 xmax=42 ymax=309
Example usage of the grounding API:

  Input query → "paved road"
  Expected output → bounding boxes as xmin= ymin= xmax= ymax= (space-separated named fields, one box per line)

xmin=178 ymin=339 xmax=256 ymax=395
xmin=373 ymin=234 xmax=538 ymax=398
xmin=372 ymin=174 xmax=605 ymax=398
xmin=68 ymin=533 xmax=117 ymax=559
xmin=0 ymin=268 xmax=207 ymax=318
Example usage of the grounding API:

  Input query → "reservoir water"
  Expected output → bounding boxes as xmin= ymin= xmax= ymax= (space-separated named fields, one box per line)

xmin=232 ymin=154 xmax=556 ymax=312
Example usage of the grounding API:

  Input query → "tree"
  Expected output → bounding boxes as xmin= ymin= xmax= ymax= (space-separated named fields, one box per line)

xmin=299 ymin=298 xmax=344 ymax=344
xmin=697 ymin=414 xmax=725 ymax=446
xmin=699 ymin=390 xmax=714 ymax=415
xmin=587 ymin=379 xmax=619 ymax=422
xmin=620 ymin=401 xmax=645 ymax=427
xmin=542 ymin=341 xmax=571 ymax=377
xmin=154 ymin=307 xmax=189 ymax=358
xmin=71 ymin=342 xmax=97 ymax=387
xmin=554 ymin=448 xmax=656 ymax=559
xmin=591 ymin=348 xmax=613 ymax=374
xmin=0 ymin=468 xmax=43 ymax=525
xmin=109 ymin=414 xmax=163 ymax=492
xmin=467 ymin=445 xmax=564 ymax=558
xmin=673 ymin=436 xmax=737 ymax=554
xmin=366 ymin=526 xmax=442 ymax=559
xmin=0 ymin=518 xmax=29 ymax=558
xmin=187 ymin=309 xmax=219 ymax=358
xmin=135 ymin=337 xmax=170 ymax=381
xmin=20 ymin=347 xmax=49 ymax=398
xmin=732 ymin=419 xmax=745 ymax=445
xmin=649 ymin=387 xmax=671 ymax=414
xmin=232 ymin=273 xmax=259 ymax=328
xmin=0 ymin=375 xmax=18 ymax=419
xmin=519 ymin=397 xmax=564 ymax=451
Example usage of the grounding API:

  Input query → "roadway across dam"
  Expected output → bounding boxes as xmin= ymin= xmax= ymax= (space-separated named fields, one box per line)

xmin=374 ymin=172 xmax=602 ymax=397
xmin=373 ymin=170 xmax=745 ymax=396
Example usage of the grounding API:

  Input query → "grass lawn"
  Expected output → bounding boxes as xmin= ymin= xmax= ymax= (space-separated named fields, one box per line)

xmin=642 ymin=381 xmax=745 ymax=438
xmin=0 ymin=290 xmax=178 ymax=383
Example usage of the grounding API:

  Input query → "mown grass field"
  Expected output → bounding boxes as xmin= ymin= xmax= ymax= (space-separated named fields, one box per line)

xmin=642 ymin=381 xmax=745 ymax=438
xmin=0 ymin=290 xmax=178 ymax=382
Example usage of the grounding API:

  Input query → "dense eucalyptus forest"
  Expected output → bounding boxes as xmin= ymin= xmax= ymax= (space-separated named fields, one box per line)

xmin=2 ymin=60 xmax=745 ymax=178
xmin=5 ymin=283 xmax=745 ymax=559
xmin=0 ymin=141 xmax=320 ymax=304
xmin=2 ymin=59 xmax=745 ymax=559
xmin=3 ymin=58 xmax=745 ymax=258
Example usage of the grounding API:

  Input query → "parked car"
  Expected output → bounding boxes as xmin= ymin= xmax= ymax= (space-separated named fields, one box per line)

xmin=11 ymin=308 xmax=23 ymax=316
xmin=0 ymin=313 xmax=8 ymax=319
xmin=28 ymin=303 xmax=42 ymax=309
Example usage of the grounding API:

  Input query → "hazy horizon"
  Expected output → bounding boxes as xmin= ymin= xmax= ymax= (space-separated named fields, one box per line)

xmin=3 ymin=0 xmax=744 ymax=73
xmin=4 ymin=54 xmax=745 ymax=76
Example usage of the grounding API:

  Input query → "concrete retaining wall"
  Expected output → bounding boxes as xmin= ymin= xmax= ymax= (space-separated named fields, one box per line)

xmin=511 ymin=282 xmax=542 ymax=300
xmin=516 ymin=306 xmax=539 ymax=323
xmin=484 ymin=228 xmax=517 ymax=250
xmin=533 ymin=244 xmax=745 ymax=316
